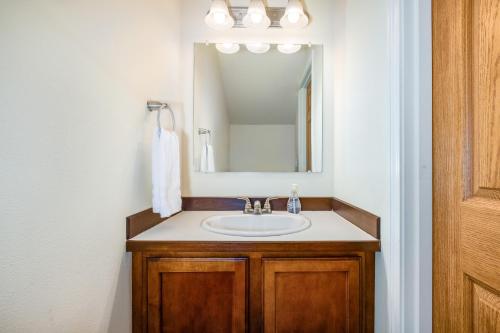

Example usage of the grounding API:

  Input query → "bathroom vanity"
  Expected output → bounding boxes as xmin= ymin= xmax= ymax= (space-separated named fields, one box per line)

xmin=126 ymin=197 xmax=380 ymax=333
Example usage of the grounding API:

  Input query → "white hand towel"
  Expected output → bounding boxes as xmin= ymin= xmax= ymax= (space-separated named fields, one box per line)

xmin=200 ymin=144 xmax=215 ymax=172
xmin=152 ymin=129 xmax=182 ymax=218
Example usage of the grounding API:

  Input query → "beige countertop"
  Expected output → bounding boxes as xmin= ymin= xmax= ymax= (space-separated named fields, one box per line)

xmin=130 ymin=211 xmax=378 ymax=242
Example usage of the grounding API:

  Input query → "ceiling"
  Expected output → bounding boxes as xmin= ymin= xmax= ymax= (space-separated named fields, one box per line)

xmin=217 ymin=46 xmax=310 ymax=125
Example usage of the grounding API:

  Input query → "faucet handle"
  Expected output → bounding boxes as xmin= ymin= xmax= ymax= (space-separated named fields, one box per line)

xmin=263 ymin=197 xmax=279 ymax=213
xmin=237 ymin=197 xmax=253 ymax=214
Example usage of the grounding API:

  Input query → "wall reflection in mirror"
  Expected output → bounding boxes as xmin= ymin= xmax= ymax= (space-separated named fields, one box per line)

xmin=194 ymin=43 xmax=323 ymax=173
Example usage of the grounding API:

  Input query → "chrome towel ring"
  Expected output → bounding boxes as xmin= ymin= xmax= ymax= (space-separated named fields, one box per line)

xmin=147 ymin=100 xmax=176 ymax=132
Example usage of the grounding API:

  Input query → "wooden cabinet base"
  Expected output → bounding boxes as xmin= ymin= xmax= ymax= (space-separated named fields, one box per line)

xmin=263 ymin=258 xmax=360 ymax=333
xmin=131 ymin=249 xmax=376 ymax=333
xmin=147 ymin=258 xmax=246 ymax=333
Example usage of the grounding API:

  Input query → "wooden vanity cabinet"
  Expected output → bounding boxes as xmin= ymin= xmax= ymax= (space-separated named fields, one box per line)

xmin=146 ymin=258 xmax=247 ymax=333
xmin=127 ymin=198 xmax=380 ymax=332
xmin=132 ymin=250 xmax=374 ymax=333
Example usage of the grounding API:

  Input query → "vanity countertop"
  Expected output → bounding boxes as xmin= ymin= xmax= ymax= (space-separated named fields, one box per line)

xmin=129 ymin=211 xmax=377 ymax=243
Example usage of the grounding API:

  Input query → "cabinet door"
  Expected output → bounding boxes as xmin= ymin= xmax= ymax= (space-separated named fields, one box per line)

xmin=147 ymin=258 xmax=247 ymax=333
xmin=263 ymin=258 xmax=360 ymax=333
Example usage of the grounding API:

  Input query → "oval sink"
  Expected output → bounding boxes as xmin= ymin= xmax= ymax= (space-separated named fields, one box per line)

xmin=201 ymin=214 xmax=311 ymax=237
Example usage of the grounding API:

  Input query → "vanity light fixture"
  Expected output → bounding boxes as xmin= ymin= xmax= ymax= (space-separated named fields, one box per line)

xmin=245 ymin=42 xmax=271 ymax=54
xmin=242 ymin=0 xmax=271 ymax=29
xmin=204 ymin=0 xmax=235 ymax=30
xmin=277 ymin=43 xmax=302 ymax=54
xmin=216 ymin=42 xmax=240 ymax=54
xmin=280 ymin=0 xmax=309 ymax=29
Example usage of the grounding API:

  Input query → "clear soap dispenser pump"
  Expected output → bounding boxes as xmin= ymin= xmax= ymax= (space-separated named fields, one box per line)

xmin=287 ymin=184 xmax=301 ymax=214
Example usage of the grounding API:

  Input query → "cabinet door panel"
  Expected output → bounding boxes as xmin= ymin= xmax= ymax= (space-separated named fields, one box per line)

xmin=263 ymin=258 xmax=360 ymax=333
xmin=147 ymin=258 xmax=246 ymax=333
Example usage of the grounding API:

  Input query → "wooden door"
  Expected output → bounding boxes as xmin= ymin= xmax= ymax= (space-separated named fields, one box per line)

xmin=262 ymin=258 xmax=360 ymax=333
xmin=433 ymin=0 xmax=500 ymax=332
xmin=147 ymin=258 xmax=247 ymax=333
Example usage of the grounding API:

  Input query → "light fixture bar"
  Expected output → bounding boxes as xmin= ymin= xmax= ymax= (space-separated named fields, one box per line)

xmin=229 ymin=7 xmax=286 ymax=28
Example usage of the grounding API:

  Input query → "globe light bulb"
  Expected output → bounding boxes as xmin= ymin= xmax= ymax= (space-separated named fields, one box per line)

xmin=280 ymin=0 xmax=309 ymax=29
xmin=216 ymin=43 xmax=240 ymax=54
xmin=242 ymin=0 xmax=270 ymax=29
xmin=245 ymin=42 xmax=271 ymax=54
xmin=205 ymin=0 xmax=234 ymax=30
xmin=277 ymin=43 xmax=302 ymax=54
xmin=213 ymin=12 xmax=226 ymax=24
xmin=251 ymin=12 xmax=263 ymax=24
xmin=288 ymin=10 xmax=300 ymax=24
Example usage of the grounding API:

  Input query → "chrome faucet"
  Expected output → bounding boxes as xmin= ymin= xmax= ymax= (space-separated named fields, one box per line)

xmin=262 ymin=197 xmax=279 ymax=214
xmin=237 ymin=197 xmax=279 ymax=215
xmin=237 ymin=197 xmax=254 ymax=214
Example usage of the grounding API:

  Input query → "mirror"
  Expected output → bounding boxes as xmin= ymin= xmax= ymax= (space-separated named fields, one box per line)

xmin=193 ymin=43 xmax=323 ymax=173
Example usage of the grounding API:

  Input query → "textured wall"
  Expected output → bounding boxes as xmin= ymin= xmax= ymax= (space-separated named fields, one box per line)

xmin=0 ymin=0 xmax=181 ymax=331
xmin=332 ymin=1 xmax=390 ymax=332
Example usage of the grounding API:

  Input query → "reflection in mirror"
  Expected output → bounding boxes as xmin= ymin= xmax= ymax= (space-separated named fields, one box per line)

xmin=194 ymin=43 xmax=323 ymax=173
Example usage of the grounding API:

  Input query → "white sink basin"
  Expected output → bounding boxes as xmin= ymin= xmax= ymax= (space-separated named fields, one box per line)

xmin=201 ymin=213 xmax=311 ymax=237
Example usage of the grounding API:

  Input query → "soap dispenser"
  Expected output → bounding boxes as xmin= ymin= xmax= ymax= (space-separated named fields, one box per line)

xmin=287 ymin=184 xmax=302 ymax=214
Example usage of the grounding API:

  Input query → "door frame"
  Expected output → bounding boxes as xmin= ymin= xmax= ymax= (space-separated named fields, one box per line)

xmin=388 ymin=0 xmax=432 ymax=332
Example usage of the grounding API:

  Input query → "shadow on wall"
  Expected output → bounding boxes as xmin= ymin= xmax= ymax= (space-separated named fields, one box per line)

xmin=104 ymin=252 xmax=132 ymax=333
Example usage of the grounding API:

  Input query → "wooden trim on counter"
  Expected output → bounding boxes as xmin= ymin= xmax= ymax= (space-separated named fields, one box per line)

xmin=126 ymin=197 xmax=380 ymax=240
xmin=126 ymin=240 xmax=381 ymax=253
xmin=126 ymin=209 xmax=179 ymax=240
xmin=181 ymin=197 xmax=246 ymax=211
xmin=331 ymin=198 xmax=381 ymax=239
xmin=182 ymin=197 xmax=333 ymax=211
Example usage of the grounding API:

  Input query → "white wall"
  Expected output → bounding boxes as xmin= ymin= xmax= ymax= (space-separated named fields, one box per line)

xmin=180 ymin=0 xmax=341 ymax=196
xmin=193 ymin=45 xmax=230 ymax=171
xmin=0 ymin=0 xmax=181 ymax=331
xmin=402 ymin=0 xmax=433 ymax=331
xmin=332 ymin=1 xmax=390 ymax=332
xmin=229 ymin=125 xmax=296 ymax=172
